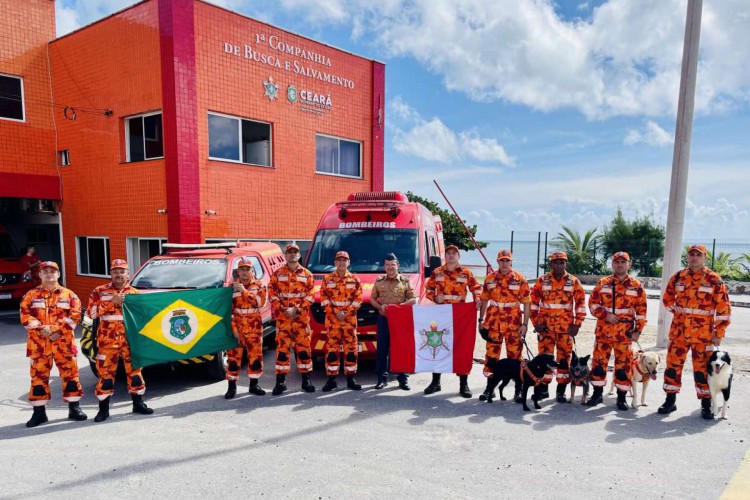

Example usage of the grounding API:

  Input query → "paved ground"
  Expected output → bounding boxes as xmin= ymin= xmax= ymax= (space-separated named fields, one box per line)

xmin=0 ymin=305 xmax=748 ymax=499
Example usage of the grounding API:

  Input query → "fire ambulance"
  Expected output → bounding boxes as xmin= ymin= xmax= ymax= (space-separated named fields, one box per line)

xmin=304 ymin=191 xmax=445 ymax=360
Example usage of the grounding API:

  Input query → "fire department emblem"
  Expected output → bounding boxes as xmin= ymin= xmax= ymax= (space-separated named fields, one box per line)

xmin=168 ymin=309 xmax=192 ymax=340
xmin=263 ymin=77 xmax=279 ymax=101
xmin=287 ymin=84 xmax=298 ymax=103
xmin=418 ymin=320 xmax=451 ymax=360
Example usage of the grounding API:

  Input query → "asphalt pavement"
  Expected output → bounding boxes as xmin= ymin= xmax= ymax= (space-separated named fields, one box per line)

xmin=0 ymin=309 xmax=748 ymax=499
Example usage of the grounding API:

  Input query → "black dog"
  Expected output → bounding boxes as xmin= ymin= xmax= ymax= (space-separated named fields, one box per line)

xmin=484 ymin=354 xmax=559 ymax=411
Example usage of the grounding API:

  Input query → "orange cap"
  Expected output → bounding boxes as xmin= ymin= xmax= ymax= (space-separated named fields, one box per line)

xmin=549 ymin=251 xmax=568 ymax=261
xmin=110 ymin=259 xmax=128 ymax=270
xmin=688 ymin=244 xmax=708 ymax=255
xmin=496 ymin=249 xmax=513 ymax=260
xmin=445 ymin=245 xmax=460 ymax=254
xmin=612 ymin=251 xmax=630 ymax=262
xmin=39 ymin=261 xmax=59 ymax=271
xmin=335 ymin=251 xmax=350 ymax=260
xmin=237 ymin=257 xmax=253 ymax=268
xmin=285 ymin=244 xmax=300 ymax=252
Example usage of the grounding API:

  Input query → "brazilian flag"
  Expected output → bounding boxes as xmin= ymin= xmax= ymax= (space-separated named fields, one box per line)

xmin=124 ymin=288 xmax=238 ymax=369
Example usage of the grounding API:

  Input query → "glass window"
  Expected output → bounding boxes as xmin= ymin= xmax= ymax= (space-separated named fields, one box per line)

xmin=58 ymin=150 xmax=70 ymax=166
xmin=231 ymin=255 xmax=265 ymax=279
xmin=0 ymin=74 xmax=24 ymax=121
xmin=306 ymin=229 xmax=419 ymax=274
xmin=126 ymin=112 xmax=163 ymax=162
xmin=315 ymin=135 xmax=361 ymax=178
xmin=76 ymin=237 xmax=110 ymax=277
xmin=130 ymin=258 xmax=228 ymax=290
xmin=208 ymin=112 xmax=271 ymax=166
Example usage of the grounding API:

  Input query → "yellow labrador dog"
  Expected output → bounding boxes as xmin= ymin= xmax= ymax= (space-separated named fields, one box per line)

xmin=608 ymin=350 xmax=661 ymax=408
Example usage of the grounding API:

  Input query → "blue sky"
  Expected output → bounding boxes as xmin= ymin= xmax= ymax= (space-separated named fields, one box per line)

xmin=56 ymin=0 xmax=750 ymax=241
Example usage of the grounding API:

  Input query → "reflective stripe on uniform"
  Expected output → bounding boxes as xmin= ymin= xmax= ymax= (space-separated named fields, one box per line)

xmin=63 ymin=317 xmax=77 ymax=328
xmin=663 ymin=383 xmax=680 ymax=391
xmin=488 ymin=300 xmax=519 ymax=308
xmin=442 ymin=295 xmax=464 ymax=301
xmin=280 ymin=292 xmax=305 ymax=298
xmin=673 ymin=306 xmax=714 ymax=316
xmin=332 ymin=300 xmax=350 ymax=307
xmin=614 ymin=383 xmax=631 ymax=391
xmin=715 ymin=315 xmax=731 ymax=321
xmin=541 ymin=303 xmax=573 ymax=310
xmin=234 ymin=308 xmax=260 ymax=314
xmin=101 ymin=315 xmax=124 ymax=321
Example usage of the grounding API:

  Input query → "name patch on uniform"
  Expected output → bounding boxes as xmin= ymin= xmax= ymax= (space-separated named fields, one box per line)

xmin=31 ymin=298 xmax=45 ymax=308
xmin=278 ymin=275 xmax=289 ymax=282
xmin=56 ymin=299 xmax=71 ymax=309
xmin=296 ymin=275 xmax=308 ymax=283
xmin=675 ymin=284 xmax=685 ymax=292
xmin=699 ymin=286 xmax=713 ymax=293
xmin=435 ymin=276 xmax=445 ymax=282
xmin=345 ymin=284 xmax=356 ymax=289
xmin=509 ymin=284 xmax=520 ymax=290
xmin=326 ymin=282 xmax=337 ymax=288
xmin=457 ymin=277 xmax=467 ymax=283
xmin=563 ymin=286 xmax=573 ymax=292
xmin=542 ymin=285 xmax=552 ymax=291
xmin=626 ymin=290 xmax=638 ymax=296
xmin=487 ymin=283 xmax=496 ymax=290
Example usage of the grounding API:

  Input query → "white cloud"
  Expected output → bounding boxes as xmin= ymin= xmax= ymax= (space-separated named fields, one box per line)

xmin=55 ymin=0 xmax=133 ymax=35
xmin=278 ymin=0 xmax=750 ymax=119
xmin=389 ymin=97 xmax=515 ymax=166
xmin=624 ymin=120 xmax=673 ymax=147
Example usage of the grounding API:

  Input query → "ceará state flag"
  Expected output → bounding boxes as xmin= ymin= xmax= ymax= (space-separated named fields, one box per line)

xmin=387 ymin=302 xmax=477 ymax=374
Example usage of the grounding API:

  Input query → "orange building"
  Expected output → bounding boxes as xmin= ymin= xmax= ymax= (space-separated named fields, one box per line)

xmin=0 ymin=0 xmax=384 ymax=299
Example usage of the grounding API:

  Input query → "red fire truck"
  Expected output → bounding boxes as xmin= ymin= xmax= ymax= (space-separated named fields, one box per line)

xmin=305 ymin=191 xmax=445 ymax=360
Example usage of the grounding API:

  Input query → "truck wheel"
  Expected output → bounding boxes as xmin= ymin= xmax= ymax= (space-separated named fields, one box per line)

xmin=205 ymin=350 xmax=227 ymax=380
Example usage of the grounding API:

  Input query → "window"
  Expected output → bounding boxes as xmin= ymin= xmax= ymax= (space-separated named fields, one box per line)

xmin=208 ymin=112 xmax=272 ymax=167
xmin=58 ymin=150 xmax=70 ymax=166
xmin=316 ymin=134 xmax=361 ymax=178
xmin=127 ymin=237 xmax=167 ymax=272
xmin=76 ymin=236 xmax=110 ymax=277
xmin=231 ymin=255 xmax=265 ymax=280
xmin=26 ymin=227 xmax=49 ymax=245
xmin=0 ymin=74 xmax=24 ymax=121
xmin=126 ymin=112 xmax=163 ymax=162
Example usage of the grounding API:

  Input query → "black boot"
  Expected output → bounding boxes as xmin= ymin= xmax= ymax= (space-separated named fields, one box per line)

xmin=478 ymin=379 xmax=495 ymax=402
xmin=272 ymin=374 xmax=287 ymax=395
xmin=322 ymin=375 xmax=338 ymax=392
xmin=556 ymin=384 xmax=568 ymax=403
xmin=459 ymin=375 xmax=472 ymax=399
xmin=658 ymin=392 xmax=677 ymax=414
xmin=132 ymin=394 xmax=154 ymax=415
xmin=347 ymin=375 xmax=362 ymax=390
xmin=616 ymin=391 xmax=629 ymax=411
xmin=701 ymin=398 xmax=714 ymax=420
xmin=424 ymin=373 xmax=441 ymax=395
xmin=224 ymin=380 xmax=237 ymax=399
xmin=538 ymin=383 xmax=550 ymax=400
xmin=26 ymin=406 xmax=48 ymax=428
xmin=68 ymin=401 xmax=88 ymax=421
xmin=94 ymin=398 xmax=110 ymax=422
xmin=301 ymin=373 xmax=316 ymax=393
xmin=374 ymin=375 xmax=388 ymax=390
xmin=249 ymin=379 xmax=266 ymax=396
xmin=587 ymin=387 xmax=604 ymax=407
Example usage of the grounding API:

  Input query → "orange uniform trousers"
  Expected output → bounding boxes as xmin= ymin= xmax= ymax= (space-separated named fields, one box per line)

xmin=324 ymin=325 xmax=358 ymax=376
xmin=664 ymin=317 xmax=713 ymax=399
xmin=589 ymin=331 xmax=633 ymax=392
xmin=227 ymin=314 xmax=264 ymax=380
xmin=27 ymin=333 xmax=83 ymax=405
xmin=275 ymin=318 xmax=313 ymax=374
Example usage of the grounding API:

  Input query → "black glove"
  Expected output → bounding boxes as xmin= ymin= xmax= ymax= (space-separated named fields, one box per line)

xmin=479 ymin=327 xmax=490 ymax=342
xmin=568 ymin=324 xmax=580 ymax=337
xmin=534 ymin=324 xmax=547 ymax=334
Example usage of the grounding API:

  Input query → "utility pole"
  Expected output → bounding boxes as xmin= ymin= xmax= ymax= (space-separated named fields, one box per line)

xmin=657 ymin=0 xmax=703 ymax=347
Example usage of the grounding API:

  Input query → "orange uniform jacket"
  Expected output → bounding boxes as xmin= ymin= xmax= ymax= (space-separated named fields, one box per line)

xmin=320 ymin=271 xmax=362 ymax=328
xmin=480 ymin=269 xmax=530 ymax=330
xmin=87 ymin=283 xmax=139 ymax=347
xmin=232 ymin=279 xmax=267 ymax=323
xmin=530 ymin=272 xmax=586 ymax=332
xmin=425 ymin=265 xmax=481 ymax=304
xmin=21 ymin=285 xmax=82 ymax=356
xmin=268 ymin=264 xmax=315 ymax=322
xmin=588 ymin=275 xmax=647 ymax=338
xmin=663 ymin=267 xmax=731 ymax=340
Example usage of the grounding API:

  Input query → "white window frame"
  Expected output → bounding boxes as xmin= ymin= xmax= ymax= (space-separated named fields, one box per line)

xmin=315 ymin=133 xmax=362 ymax=179
xmin=207 ymin=111 xmax=273 ymax=167
xmin=126 ymin=237 xmax=166 ymax=274
xmin=76 ymin=236 xmax=111 ymax=278
xmin=0 ymin=73 xmax=25 ymax=123
xmin=125 ymin=111 xmax=164 ymax=162
xmin=58 ymin=150 xmax=70 ymax=166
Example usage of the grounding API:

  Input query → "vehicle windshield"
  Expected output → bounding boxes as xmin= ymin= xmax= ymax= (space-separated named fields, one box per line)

xmin=306 ymin=229 xmax=420 ymax=273
xmin=0 ymin=233 xmax=20 ymax=258
xmin=130 ymin=258 xmax=228 ymax=289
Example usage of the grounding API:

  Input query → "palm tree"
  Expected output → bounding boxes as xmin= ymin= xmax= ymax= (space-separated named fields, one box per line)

xmin=550 ymin=226 xmax=602 ymax=274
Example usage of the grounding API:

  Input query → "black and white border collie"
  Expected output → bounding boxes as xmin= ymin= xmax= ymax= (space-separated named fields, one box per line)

xmin=707 ymin=350 xmax=733 ymax=420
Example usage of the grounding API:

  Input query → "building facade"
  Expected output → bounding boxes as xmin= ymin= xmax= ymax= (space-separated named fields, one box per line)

xmin=0 ymin=0 xmax=385 ymax=299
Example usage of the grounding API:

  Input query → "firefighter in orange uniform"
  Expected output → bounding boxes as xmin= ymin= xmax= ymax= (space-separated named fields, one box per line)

xmin=530 ymin=251 xmax=586 ymax=402
xmin=320 ymin=251 xmax=363 ymax=392
xmin=268 ymin=244 xmax=316 ymax=395
xmin=424 ymin=244 xmax=481 ymax=398
xmin=478 ymin=249 xmax=531 ymax=402
xmin=20 ymin=261 xmax=87 ymax=427
xmin=87 ymin=259 xmax=153 ymax=422
xmin=659 ymin=244 xmax=731 ymax=419
xmin=225 ymin=257 xmax=268 ymax=399
xmin=586 ymin=252 xmax=647 ymax=410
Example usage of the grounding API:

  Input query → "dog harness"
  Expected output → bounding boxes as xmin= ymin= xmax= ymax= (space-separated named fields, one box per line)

xmin=520 ymin=361 xmax=544 ymax=386
xmin=632 ymin=352 xmax=657 ymax=381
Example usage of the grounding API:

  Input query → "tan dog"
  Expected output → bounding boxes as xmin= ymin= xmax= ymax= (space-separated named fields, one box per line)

xmin=608 ymin=350 xmax=661 ymax=408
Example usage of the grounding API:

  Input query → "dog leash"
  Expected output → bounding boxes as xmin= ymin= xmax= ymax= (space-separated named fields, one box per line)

xmin=522 ymin=337 xmax=535 ymax=360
